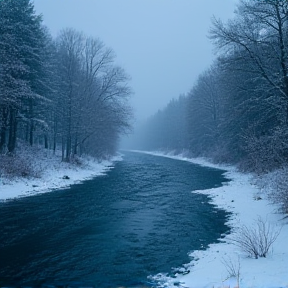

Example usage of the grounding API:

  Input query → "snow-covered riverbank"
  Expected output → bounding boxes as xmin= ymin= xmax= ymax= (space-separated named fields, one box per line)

xmin=1 ymin=149 xmax=288 ymax=287
xmin=0 ymin=154 xmax=121 ymax=201
xmin=139 ymin=151 xmax=288 ymax=288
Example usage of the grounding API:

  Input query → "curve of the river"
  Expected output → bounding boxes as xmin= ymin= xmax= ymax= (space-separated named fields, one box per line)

xmin=0 ymin=151 xmax=230 ymax=287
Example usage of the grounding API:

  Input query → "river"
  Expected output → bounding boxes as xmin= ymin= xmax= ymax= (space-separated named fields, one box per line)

xmin=0 ymin=151 xmax=230 ymax=287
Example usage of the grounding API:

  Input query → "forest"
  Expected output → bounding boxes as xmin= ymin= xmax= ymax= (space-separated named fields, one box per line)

xmin=135 ymin=0 xmax=288 ymax=174
xmin=131 ymin=0 xmax=288 ymax=212
xmin=0 ymin=0 xmax=132 ymax=168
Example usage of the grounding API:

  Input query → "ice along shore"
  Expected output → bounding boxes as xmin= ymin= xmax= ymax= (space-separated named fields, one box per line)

xmin=140 ymin=151 xmax=288 ymax=288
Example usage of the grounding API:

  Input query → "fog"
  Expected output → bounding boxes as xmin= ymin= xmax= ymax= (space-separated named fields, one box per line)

xmin=33 ymin=0 xmax=238 ymax=121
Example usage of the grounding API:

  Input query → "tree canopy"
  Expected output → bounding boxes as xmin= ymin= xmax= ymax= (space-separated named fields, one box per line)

xmin=133 ymin=0 xmax=288 ymax=173
xmin=0 ymin=0 xmax=132 ymax=160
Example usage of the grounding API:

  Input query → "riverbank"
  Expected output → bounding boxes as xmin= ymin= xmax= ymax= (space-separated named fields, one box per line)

xmin=139 ymin=151 xmax=288 ymax=288
xmin=0 ymin=152 xmax=120 ymax=201
xmin=1 ymin=150 xmax=288 ymax=287
xmin=0 ymin=150 xmax=232 ymax=288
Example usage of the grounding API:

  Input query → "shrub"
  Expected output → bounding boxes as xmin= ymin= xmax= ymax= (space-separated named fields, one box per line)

xmin=229 ymin=217 xmax=281 ymax=259
xmin=256 ymin=167 xmax=288 ymax=214
xmin=222 ymin=256 xmax=241 ymax=287
xmin=0 ymin=143 xmax=44 ymax=179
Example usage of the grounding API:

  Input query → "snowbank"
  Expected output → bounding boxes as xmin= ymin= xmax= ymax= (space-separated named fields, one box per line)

xmin=0 ymin=154 xmax=121 ymax=201
xmin=139 ymin=151 xmax=288 ymax=288
xmin=1 ymin=149 xmax=287 ymax=287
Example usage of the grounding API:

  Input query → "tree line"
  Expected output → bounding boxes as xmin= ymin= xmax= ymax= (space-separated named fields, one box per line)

xmin=0 ymin=0 xmax=132 ymax=162
xmin=134 ymin=0 xmax=288 ymax=173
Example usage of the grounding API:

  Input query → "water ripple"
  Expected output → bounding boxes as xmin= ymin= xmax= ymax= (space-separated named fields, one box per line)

xmin=0 ymin=151 xmax=230 ymax=287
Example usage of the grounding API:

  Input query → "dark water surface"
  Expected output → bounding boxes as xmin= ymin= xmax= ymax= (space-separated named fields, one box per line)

xmin=0 ymin=151 xmax=230 ymax=287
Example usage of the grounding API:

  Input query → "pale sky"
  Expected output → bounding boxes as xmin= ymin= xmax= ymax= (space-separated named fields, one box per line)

xmin=33 ymin=0 xmax=238 ymax=121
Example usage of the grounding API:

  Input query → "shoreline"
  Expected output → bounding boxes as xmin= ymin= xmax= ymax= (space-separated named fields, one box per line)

xmin=1 ymin=150 xmax=288 ymax=287
xmin=138 ymin=151 xmax=288 ymax=288
xmin=0 ymin=155 xmax=122 ymax=202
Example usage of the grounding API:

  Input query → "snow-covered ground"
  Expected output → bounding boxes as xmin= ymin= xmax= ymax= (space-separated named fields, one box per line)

xmin=1 ymin=149 xmax=288 ymax=287
xmin=139 ymin=151 xmax=288 ymax=288
xmin=0 ymin=153 xmax=121 ymax=201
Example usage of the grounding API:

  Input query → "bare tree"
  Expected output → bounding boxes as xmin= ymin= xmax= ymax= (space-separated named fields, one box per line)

xmin=56 ymin=28 xmax=85 ymax=161
xmin=210 ymin=0 xmax=288 ymax=122
xmin=54 ymin=29 xmax=132 ymax=160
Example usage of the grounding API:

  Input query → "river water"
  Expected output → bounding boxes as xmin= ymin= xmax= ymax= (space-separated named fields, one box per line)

xmin=0 ymin=151 xmax=230 ymax=287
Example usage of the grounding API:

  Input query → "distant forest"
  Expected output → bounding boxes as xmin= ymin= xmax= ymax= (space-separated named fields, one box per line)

xmin=133 ymin=0 xmax=288 ymax=173
xmin=0 ymin=0 xmax=132 ymax=162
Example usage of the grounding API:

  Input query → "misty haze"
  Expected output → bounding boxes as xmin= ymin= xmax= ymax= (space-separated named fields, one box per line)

xmin=1 ymin=1 xmax=288 ymax=288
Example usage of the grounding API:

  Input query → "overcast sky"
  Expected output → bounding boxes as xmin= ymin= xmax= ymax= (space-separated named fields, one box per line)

xmin=33 ymin=0 xmax=238 ymax=121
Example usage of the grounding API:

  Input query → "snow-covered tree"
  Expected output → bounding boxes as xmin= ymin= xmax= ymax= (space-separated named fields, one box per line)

xmin=0 ymin=0 xmax=47 ymax=152
xmin=134 ymin=0 xmax=288 ymax=172
xmin=209 ymin=0 xmax=288 ymax=170
xmin=210 ymin=0 xmax=288 ymax=122
xmin=54 ymin=29 xmax=132 ymax=161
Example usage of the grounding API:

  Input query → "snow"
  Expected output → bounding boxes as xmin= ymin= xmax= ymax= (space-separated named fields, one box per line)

xmin=138 ymin=151 xmax=288 ymax=288
xmin=0 ymin=154 xmax=121 ymax=201
xmin=1 ymin=149 xmax=288 ymax=287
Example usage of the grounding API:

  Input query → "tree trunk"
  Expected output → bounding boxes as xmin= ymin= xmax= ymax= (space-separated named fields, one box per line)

xmin=0 ymin=125 xmax=6 ymax=153
xmin=44 ymin=134 xmax=48 ymax=149
xmin=53 ymin=115 xmax=58 ymax=154
xmin=53 ymin=133 xmax=56 ymax=154
xmin=25 ymin=123 xmax=29 ymax=143
xmin=285 ymin=76 xmax=288 ymax=125
xmin=29 ymin=99 xmax=34 ymax=146
xmin=0 ymin=107 xmax=9 ymax=153
xmin=61 ymin=136 xmax=65 ymax=161
xmin=7 ymin=108 xmax=17 ymax=153
xmin=66 ymin=136 xmax=71 ymax=161
xmin=29 ymin=120 xmax=34 ymax=146
xmin=73 ymin=135 xmax=78 ymax=156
